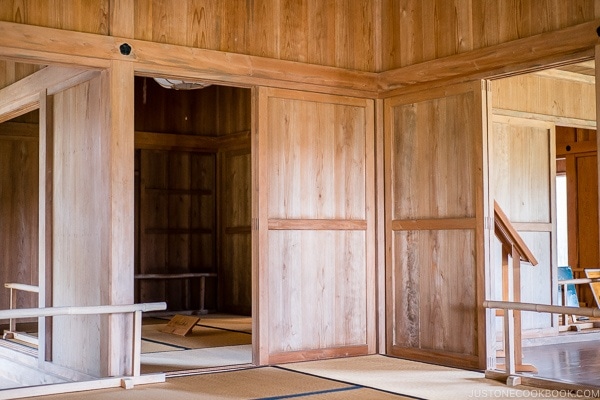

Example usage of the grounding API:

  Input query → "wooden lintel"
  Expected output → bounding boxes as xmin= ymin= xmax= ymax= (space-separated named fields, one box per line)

xmin=0 ymin=21 xmax=378 ymax=97
xmin=380 ymin=19 xmax=600 ymax=94
xmin=556 ymin=140 xmax=597 ymax=156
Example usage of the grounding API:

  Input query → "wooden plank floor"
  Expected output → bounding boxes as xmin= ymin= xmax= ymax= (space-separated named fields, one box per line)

xmin=523 ymin=340 xmax=600 ymax=386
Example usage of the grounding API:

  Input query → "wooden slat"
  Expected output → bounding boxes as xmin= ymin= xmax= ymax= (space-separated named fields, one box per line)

xmin=268 ymin=219 xmax=367 ymax=231
xmin=392 ymin=218 xmax=476 ymax=231
xmin=135 ymin=131 xmax=251 ymax=151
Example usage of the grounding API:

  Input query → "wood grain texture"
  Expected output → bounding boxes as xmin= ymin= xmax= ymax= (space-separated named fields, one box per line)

xmin=105 ymin=60 xmax=135 ymax=376
xmin=490 ymin=115 xmax=556 ymax=334
xmin=0 ymin=21 xmax=377 ymax=97
xmin=0 ymin=0 xmax=110 ymax=34
xmin=133 ymin=0 xmax=376 ymax=71
xmin=381 ymin=0 xmax=596 ymax=70
xmin=52 ymin=74 xmax=106 ymax=377
xmin=0 ymin=119 xmax=38 ymax=314
xmin=0 ymin=61 xmax=43 ymax=90
xmin=380 ymin=20 xmax=598 ymax=94
xmin=492 ymin=73 xmax=596 ymax=123
xmin=267 ymin=230 xmax=367 ymax=353
xmin=490 ymin=116 xmax=553 ymax=224
xmin=389 ymin=89 xmax=476 ymax=220
xmin=385 ymin=81 xmax=485 ymax=369
xmin=267 ymin=92 xmax=367 ymax=220
xmin=391 ymin=230 xmax=478 ymax=355
xmin=258 ymin=87 xmax=375 ymax=363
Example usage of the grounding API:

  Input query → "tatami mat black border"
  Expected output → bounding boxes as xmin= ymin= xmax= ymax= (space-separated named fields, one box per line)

xmin=274 ymin=365 xmax=426 ymax=400
xmin=254 ymin=385 xmax=361 ymax=400
xmin=141 ymin=337 xmax=190 ymax=350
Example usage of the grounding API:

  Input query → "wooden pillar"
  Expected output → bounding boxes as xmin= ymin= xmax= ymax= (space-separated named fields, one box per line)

xmin=38 ymin=89 xmax=53 ymax=364
xmin=104 ymin=59 xmax=135 ymax=376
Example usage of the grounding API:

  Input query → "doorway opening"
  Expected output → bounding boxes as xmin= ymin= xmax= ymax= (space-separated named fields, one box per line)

xmin=488 ymin=59 xmax=600 ymax=386
xmin=133 ymin=76 xmax=253 ymax=373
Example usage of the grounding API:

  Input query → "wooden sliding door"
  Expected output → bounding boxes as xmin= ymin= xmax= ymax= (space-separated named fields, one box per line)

xmin=490 ymin=116 xmax=557 ymax=334
xmin=0 ymin=64 xmax=134 ymax=376
xmin=255 ymin=88 xmax=375 ymax=364
xmin=384 ymin=81 xmax=488 ymax=370
xmin=50 ymin=64 xmax=135 ymax=377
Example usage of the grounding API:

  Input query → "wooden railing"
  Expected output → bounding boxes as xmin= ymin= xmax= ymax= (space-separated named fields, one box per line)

xmin=0 ymin=301 xmax=167 ymax=399
xmin=493 ymin=202 xmax=538 ymax=375
xmin=3 ymin=283 xmax=40 ymax=346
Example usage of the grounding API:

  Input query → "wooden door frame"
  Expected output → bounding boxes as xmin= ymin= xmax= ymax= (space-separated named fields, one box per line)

xmin=484 ymin=52 xmax=598 ymax=371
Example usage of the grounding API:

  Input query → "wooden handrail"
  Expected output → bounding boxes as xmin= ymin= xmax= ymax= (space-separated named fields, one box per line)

xmin=4 ymin=283 xmax=39 ymax=293
xmin=494 ymin=201 xmax=538 ymax=266
xmin=0 ymin=302 xmax=166 ymax=320
xmin=484 ymin=300 xmax=600 ymax=318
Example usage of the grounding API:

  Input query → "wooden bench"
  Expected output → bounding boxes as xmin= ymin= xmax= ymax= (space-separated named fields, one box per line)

xmin=134 ymin=273 xmax=217 ymax=314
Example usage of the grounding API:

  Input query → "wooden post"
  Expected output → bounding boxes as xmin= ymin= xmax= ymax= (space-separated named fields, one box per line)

xmin=8 ymin=286 xmax=16 ymax=333
xmin=132 ymin=310 xmax=142 ymax=377
xmin=504 ymin=246 xmax=515 ymax=375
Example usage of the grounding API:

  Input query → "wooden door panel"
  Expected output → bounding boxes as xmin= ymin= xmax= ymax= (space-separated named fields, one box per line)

xmin=385 ymin=81 xmax=486 ymax=370
xmin=257 ymin=88 xmax=375 ymax=364
xmin=490 ymin=116 xmax=556 ymax=334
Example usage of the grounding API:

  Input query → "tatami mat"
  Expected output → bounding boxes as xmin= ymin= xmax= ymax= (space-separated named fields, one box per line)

xmin=25 ymin=366 xmax=411 ymax=400
xmin=197 ymin=315 xmax=252 ymax=334
xmin=283 ymin=355 xmax=593 ymax=400
xmin=10 ymin=354 xmax=587 ymax=400
xmin=142 ymin=324 xmax=251 ymax=349
xmin=141 ymin=344 xmax=252 ymax=373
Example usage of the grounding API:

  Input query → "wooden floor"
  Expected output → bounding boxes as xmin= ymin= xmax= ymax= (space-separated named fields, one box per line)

xmin=523 ymin=339 xmax=600 ymax=386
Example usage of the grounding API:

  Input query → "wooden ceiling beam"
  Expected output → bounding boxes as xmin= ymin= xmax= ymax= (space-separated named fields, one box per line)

xmin=379 ymin=19 xmax=600 ymax=97
xmin=0 ymin=21 xmax=379 ymax=97
xmin=0 ymin=66 xmax=98 ymax=123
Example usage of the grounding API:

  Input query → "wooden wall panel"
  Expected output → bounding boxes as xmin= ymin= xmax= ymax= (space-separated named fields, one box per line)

xmin=491 ymin=119 xmax=552 ymax=223
xmin=391 ymin=91 xmax=476 ymax=220
xmin=0 ymin=121 xmax=38 ymax=313
xmin=392 ymin=230 xmax=477 ymax=355
xmin=492 ymin=73 xmax=596 ymax=123
xmin=267 ymin=230 xmax=367 ymax=353
xmin=381 ymin=0 xmax=596 ymax=70
xmin=133 ymin=0 xmax=377 ymax=71
xmin=385 ymin=81 xmax=485 ymax=369
xmin=0 ymin=0 xmax=110 ymax=34
xmin=219 ymin=149 xmax=252 ymax=315
xmin=267 ymin=98 xmax=366 ymax=220
xmin=52 ymin=76 xmax=107 ymax=376
xmin=258 ymin=88 xmax=375 ymax=364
